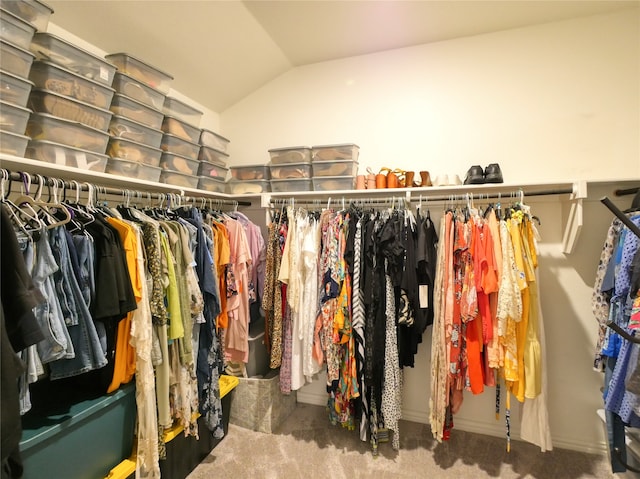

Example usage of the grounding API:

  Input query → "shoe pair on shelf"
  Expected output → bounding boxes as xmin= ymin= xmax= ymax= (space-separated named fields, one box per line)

xmin=464 ymin=164 xmax=503 ymax=184
xmin=433 ymin=174 xmax=463 ymax=187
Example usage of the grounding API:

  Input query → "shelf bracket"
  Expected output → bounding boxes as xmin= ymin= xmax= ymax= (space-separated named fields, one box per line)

xmin=561 ymin=180 xmax=587 ymax=254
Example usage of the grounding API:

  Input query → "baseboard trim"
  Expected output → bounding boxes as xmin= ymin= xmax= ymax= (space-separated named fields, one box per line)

xmin=296 ymin=393 xmax=607 ymax=454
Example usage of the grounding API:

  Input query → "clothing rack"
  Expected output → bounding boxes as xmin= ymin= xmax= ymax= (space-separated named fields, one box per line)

xmin=1 ymin=169 xmax=251 ymax=207
xmin=267 ymin=186 xmax=575 ymax=208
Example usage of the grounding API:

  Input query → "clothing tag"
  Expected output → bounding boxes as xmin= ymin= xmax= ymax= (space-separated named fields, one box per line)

xmin=419 ymin=284 xmax=429 ymax=308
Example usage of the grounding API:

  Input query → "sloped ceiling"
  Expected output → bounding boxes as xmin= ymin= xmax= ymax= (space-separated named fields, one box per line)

xmin=45 ymin=0 xmax=638 ymax=113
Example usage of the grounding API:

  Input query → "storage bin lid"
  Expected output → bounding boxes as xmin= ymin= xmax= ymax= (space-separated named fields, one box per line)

xmin=200 ymin=128 xmax=229 ymax=142
xmin=268 ymin=145 xmax=310 ymax=152
xmin=105 ymin=52 xmax=174 ymax=79
xmin=311 ymin=143 xmax=359 ymax=149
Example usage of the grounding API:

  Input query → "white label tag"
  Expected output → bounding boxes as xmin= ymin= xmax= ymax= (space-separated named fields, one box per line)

xmin=419 ymin=284 xmax=429 ymax=308
xmin=100 ymin=67 xmax=109 ymax=81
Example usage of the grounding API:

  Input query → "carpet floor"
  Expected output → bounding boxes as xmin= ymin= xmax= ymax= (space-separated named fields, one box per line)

xmin=187 ymin=403 xmax=618 ymax=479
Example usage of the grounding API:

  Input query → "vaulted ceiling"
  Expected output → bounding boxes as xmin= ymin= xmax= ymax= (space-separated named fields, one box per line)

xmin=45 ymin=0 xmax=638 ymax=113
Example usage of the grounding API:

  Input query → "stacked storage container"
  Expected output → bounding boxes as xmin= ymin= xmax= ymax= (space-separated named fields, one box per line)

xmin=159 ymin=96 xmax=204 ymax=189
xmin=104 ymin=53 xmax=171 ymax=182
xmin=311 ymin=143 xmax=359 ymax=191
xmin=198 ymin=128 xmax=231 ymax=193
xmin=22 ymin=28 xmax=116 ymax=171
xmin=266 ymin=146 xmax=311 ymax=192
xmin=0 ymin=0 xmax=47 ymax=157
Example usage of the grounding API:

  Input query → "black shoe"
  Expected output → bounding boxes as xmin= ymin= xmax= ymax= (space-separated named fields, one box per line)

xmin=464 ymin=165 xmax=485 ymax=184
xmin=484 ymin=163 xmax=503 ymax=183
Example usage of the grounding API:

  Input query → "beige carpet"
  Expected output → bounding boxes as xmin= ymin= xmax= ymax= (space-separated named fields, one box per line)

xmin=187 ymin=403 xmax=616 ymax=479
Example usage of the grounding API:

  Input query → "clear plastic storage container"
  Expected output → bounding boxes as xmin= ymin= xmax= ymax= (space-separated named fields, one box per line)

xmin=29 ymin=61 xmax=115 ymax=109
xmin=198 ymin=160 xmax=229 ymax=180
xmin=26 ymin=111 xmax=109 ymax=154
xmin=0 ymin=129 xmax=28 ymax=156
xmin=0 ymin=99 xmax=30 ymax=134
xmin=106 ymin=137 xmax=162 ymax=167
xmin=270 ymin=178 xmax=312 ymax=192
xmin=108 ymin=115 xmax=163 ymax=149
xmin=311 ymin=143 xmax=359 ymax=162
xmin=0 ymin=38 xmax=35 ymax=77
xmin=197 ymin=176 xmax=226 ymax=193
xmin=227 ymin=179 xmax=270 ymax=195
xmin=198 ymin=145 xmax=228 ymax=165
xmin=162 ymin=115 xmax=200 ymax=144
xmin=111 ymin=71 xmax=165 ymax=110
xmin=105 ymin=157 xmax=161 ymax=182
xmin=159 ymin=170 xmax=197 ymax=189
xmin=199 ymin=128 xmax=229 ymax=152
xmin=312 ymin=159 xmax=358 ymax=177
xmin=312 ymin=176 xmax=356 ymax=191
xmin=30 ymin=32 xmax=116 ymax=86
xmin=269 ymin=162 xmax=312 ymax=180
xmin=25 ymin=139 xmax=108 ymax=172
xmin=105 ymin=53 xmax=173 ymax=94
xmin=0 ymin=0 xmax=53 ymax=32
xmin=162 ymin=96 xmax=202 ymax=127
xmin=109 ymin=93 xmax=164 ymax=130
xmin=159 ymin=151 xmax=199 ymax=176
xmin=160 ymin=133 xmax=199 ymax=160
xmin=0 ymin=8 xmax=36 ymax=49
xmin=230 ymin=164 xmax=270 ymax=181
xmin=28 ymin=88 xmax=113 ymax=131
xmin=0 ymin=68 xmax=33 ymax=107
xmin=268 ymin=146 xmax=311 ymax=164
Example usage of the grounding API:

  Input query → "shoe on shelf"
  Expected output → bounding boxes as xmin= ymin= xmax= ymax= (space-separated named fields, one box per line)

xmin=464 ymin=165 xmax=485 ymax=185
xmin=484 ymin=163 xmax=504 ymax=183
xmin=450 ymin=174 xmax=462 ymax=186
xmin=419 ymin=171 xmax=432 ymax=187
xmin=433 ymin=174 xmax=449 ymax=187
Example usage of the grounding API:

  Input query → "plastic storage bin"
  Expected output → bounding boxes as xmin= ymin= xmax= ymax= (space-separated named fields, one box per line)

xmin=0 ymin=68 xmax=33 ymax=107
xmin=160 ymin=133 xmax=199 ymax=160
xmin=30 ymin=33 xmax=116 ymax=86
xmin=159 ymin=170 xmax=197 ymax=189
xmin=268 ymin=146 xmax=311 ymax=164
xmin=28 ymin=89 xmax=113 ymax=131
xmin=159 ymin=151 xmax=199 ymax=176
xmin=162 ymin=115 xmax=200 ymax=144
xmin=0 ymin=0 xmax=53 ymax=32
xmin=270 ymin=178 xmax=312 ymax=192
xmin=0 ymin=129 xmax=28 ymax=156
xmin=111 ymin=71 xmax=164 ymax=110
xmin=247 ymin=317 xmax=269 ymax=377
xmin=19 ymin=382 xmax=136 ymax=479
xmin=269 ymin=162 xmax=312 ymax=180
xmin=311 ymin=143 xmax=359 ymax=162
xmin=198 ymin=160 xmax=228 ymax=180
xmin=25 ymin=139 xmax=108 ymax=172
xmin=0 ymin=99 xmax=31 ymax=134
xmin=107 ymin=137 xmax=162 ymax=167
xmin=198 ymin=145 xmax=229 ymax=165
xmin=105 ymin=157 xmax=161 ymax=182
xmin=230 ymin=164 xmax=270 ymax=181
xmin=26 ymin=112 xmax=109 ymax=154
xmin=0 ymin=8 xmax=36 ymax=49
xmin=0 ymin=38 xmax=35 ymax=78
xmin=312 ymin=159 xmax=358 ymax=177
xmin=29 ymin=61 xmax=115 ymax=109
xmin=108 ymin=115 xmax=162 ymax=149
xmin=162 ymin=96 xmax=202 ymax=127
xmin=312 ymin=176 xmax=355 ymax=191
xmin=109 ymin=93 xmax=164 ymax=130
xmin=105 ymin=53 xmax=173 ymax=94
xmin=199 ymin=128 xmax=229 ymax=152
xmin=227 ymin=179 xmax=270 ymax=195
xmin=197 ymin=176 xmax=226 ymax=193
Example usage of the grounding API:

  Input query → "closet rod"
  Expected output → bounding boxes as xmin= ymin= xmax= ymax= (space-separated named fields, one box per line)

xmin=3 ymin=169 xmax=251 ymax=207
xmin=269 ymin=187 xmax=575 ymax=207
xmin=615 ymin=186 xmax=640 ymax=197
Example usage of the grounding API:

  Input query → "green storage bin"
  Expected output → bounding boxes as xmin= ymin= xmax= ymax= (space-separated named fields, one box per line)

xmin=20 ymin=382 xmax=136 ymax=479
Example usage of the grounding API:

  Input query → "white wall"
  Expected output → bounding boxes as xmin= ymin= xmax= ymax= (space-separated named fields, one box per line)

xmin=221 ymin=9 xmax=640 ymax=454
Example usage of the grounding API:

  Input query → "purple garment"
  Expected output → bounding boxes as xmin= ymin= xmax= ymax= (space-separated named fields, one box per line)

xmin=605 ymin=335 xmax=640 ymax=426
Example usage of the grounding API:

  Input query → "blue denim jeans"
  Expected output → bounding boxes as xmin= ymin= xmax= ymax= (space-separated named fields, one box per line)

xmin=604 ymin=354 xmax=628 ymax=473
xmin=47 ymin=226 xmax=107 ymax=379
